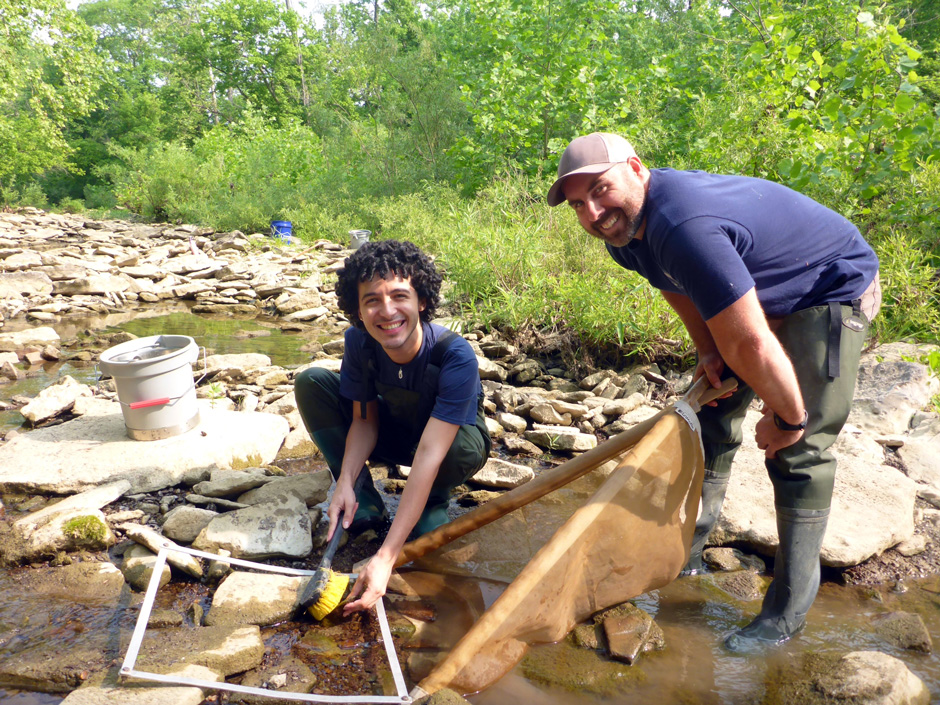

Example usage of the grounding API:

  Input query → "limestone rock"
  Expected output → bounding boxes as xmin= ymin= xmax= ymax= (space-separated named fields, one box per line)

xmin=205 ymin=571 xmax=304 ymax=627
xmin=871 ymin=612 xmax=933 ymax=653
xmin=713 ymin=409 xmax=917 ymax=567
xmin=161 ymin=505 xmax=218 ymax=544
xmin=765 ymin=650 xmax=930 ymax=705
xmin=192 ymin=468 xmax=273 ymax=498
xmin=471 ymin=458 xmax=534 ymax=489
xmin=121 ymin=543 xmax=171 ymax=591
xmin=21 ymin=375 xmax=92 ymax=424
xmin=192 ymin=493 xmax=312 ymax=559
xmin=0 ymin=326 xmax=60 ymax=351
xmin=236 ymin=470 xmax=332 ymax=507
xmin=524 ymin=427 xmax=597 ymax=452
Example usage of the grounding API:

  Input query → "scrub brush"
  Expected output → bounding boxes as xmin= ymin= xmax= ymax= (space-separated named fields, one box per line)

xmin=299 ymin=468 xmax=369 ymax=620
xmin=300 ymin=514 xmax=350 ymax=620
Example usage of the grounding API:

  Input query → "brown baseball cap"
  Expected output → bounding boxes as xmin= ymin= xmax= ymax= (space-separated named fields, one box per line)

xmin=547 ymin=133 xmax=637 ymax=207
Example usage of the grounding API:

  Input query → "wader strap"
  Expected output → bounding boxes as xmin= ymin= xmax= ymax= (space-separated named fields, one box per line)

xmin=827 ymin=301 xmax=842 ymax=379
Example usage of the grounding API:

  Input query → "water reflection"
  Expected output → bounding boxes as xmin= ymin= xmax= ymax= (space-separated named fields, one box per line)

xmin=0 ymin=308 xmax=330 ymax=434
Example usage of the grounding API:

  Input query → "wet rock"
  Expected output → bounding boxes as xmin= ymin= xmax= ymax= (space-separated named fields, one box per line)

xmin=192 ymin=492 xmax=312 ymax=559
xmin=764 ymin=650 xmax=930 ymax=705
xmin=706 ymin=570 xmax=767 ymax=602
xmin=205 ymin=571 xmax=303 ymax=626
xmin=470 ymin=458 xmax=534 ymax=489
xmin=60 ymin=663 xmax=222 ymax=704
xmin=21 ymin=374 xmax=92 ymax=424
xmin=703 ymin=546 xmax=766 ymax=573
xmin=456 ymin=489 xmax=500 ymax=506
xmin=871 ymin=612 xmax=933 ymax=653
xmin=519 ymin=640 xmax=642 ymax=697
xmin=11 ymin=561 xmax=125 ymax=602
xmin=135 ymin=625 xmax=265 ymax=677
xmin=121 ymin=543 xmax=171 ymax=591
xmin=413 ymin=689 xmax=472 ymax=705
xmin=160 ymin=505 xmax=218 ymax=544
xmin=572 ymin=623 xmax=601 ymax=649
xmin=236 ymin=470 xmax=332 ymax=507
xmin=231 ymin=655 xmax=317 ymax=703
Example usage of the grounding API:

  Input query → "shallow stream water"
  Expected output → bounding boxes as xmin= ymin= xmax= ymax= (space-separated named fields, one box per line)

xmin=1 ymin=309 xmax=938 ymax=704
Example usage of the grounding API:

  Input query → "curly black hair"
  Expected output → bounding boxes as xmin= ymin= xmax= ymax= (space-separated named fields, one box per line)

xmin=335 ymin=239 xmax=442 ymax=328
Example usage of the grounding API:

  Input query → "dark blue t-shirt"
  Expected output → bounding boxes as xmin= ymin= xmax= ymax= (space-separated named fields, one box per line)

xmin=607 ymin=169 xmax=879 ymax=320
xmin=339 ymin=322 xmax=482 ymax=426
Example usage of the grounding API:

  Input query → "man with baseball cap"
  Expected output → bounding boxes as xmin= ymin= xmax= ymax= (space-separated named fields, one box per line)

xmin=548 ymin=132 xmax=880 ymax=651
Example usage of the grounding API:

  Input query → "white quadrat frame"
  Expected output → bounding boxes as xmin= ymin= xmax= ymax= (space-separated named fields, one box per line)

xmin=120 ymin=542 xmax=413 ymax=704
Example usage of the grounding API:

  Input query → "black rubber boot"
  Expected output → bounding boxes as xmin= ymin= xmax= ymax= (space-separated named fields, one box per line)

xmin=724 ymin=506 xmax=829 ymax=652
xmin=682 ymin=474 xmax=730 ymax=575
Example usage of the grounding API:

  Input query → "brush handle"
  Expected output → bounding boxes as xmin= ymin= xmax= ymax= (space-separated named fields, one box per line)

xmin=318 ymin=511 xmax=346 ymax=570
xmin=319 ymin=466 xmax=371 ymax=570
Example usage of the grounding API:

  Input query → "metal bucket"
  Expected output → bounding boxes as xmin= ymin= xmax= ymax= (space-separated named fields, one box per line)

xmin=349 ymin=229 xmax=371 ymax=250
xmin=99 ymin=335 xmax=202 ymax=441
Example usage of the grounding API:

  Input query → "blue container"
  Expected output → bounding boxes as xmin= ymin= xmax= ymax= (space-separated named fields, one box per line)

xmin=270 ymin=220 xmax=293 ymax=242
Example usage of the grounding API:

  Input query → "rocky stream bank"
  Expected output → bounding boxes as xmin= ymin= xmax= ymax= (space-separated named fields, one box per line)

xmin=0 ymin=208 xmax=939 ymax=704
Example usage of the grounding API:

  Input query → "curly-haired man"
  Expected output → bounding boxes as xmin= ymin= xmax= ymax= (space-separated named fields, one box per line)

xmin=295 ymin=240 xmax=490 ymax=614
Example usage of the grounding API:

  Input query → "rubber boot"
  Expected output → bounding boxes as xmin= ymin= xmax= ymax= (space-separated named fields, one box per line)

xmin=346 ymin=466 xmax=389 ymax=535
xmin=411 ymin=490 xmax=451 ymax=539
xmin=682 ymin=474 xmax=730 ymax=575
xmin=310 ymin=427 xmax=388 ymax=535
xmin=724 ymin=506 xmax=829 ymax=652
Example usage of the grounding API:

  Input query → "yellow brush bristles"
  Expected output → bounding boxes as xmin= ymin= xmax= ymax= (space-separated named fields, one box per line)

xmin=307 ymin=571 xmax=349 ymax=621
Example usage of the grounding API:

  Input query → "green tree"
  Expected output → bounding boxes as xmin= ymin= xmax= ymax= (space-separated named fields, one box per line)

xmin=0 ymin=0 xmax=103 ymax=201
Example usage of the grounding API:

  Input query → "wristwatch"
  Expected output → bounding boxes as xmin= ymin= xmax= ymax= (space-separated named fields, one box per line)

xmin=773 ymin=409 xmax=808 ymax=431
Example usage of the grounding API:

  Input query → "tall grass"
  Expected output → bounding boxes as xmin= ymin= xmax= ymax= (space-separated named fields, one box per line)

xmin=51 ymin=121 xmax=940 ymax=366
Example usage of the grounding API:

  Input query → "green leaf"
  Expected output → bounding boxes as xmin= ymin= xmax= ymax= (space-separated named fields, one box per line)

xmin=894 ymin=93 xmax=915 ymax=113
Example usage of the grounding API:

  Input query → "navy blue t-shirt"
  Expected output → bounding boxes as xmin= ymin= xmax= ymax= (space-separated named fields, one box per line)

xmin=607 ymin=169 xmax=879 ymax=320
xmin=339 ymin=322 xmax=482 ymax=426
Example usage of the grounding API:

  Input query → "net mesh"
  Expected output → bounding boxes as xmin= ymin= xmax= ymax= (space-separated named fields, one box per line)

xmin=401 ymin=409 xmax=704 ymax=695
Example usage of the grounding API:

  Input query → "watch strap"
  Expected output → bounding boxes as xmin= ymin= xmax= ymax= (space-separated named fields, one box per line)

xmin=773 ymin=409 xmax=808 ymax=431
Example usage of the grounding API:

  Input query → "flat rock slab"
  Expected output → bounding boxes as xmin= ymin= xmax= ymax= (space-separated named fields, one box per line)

xmin=61 ymin=664 xmax=222 ymax=705
xmin=0 ymin=401 xmax=289 ymax=494
xmin=714 ymin=409 xmax=918 ymax=567
xmin=205 ymin=572 xmax=304 ymax=627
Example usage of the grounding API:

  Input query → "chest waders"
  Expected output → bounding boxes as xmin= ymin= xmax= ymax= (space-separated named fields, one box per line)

xmin=296 ymin=333 xmax=491 ymax=536
xmin=678 ymin=299 xmax=870 ymax=651
xmin=363 ymin=332 xmax=492 ymax=537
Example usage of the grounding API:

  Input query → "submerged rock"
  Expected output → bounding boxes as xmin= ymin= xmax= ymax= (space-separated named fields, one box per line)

xmin=763 ymin=650 xmax=930 ymax=705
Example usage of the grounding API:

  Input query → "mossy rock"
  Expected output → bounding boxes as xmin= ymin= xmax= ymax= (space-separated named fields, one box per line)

xmin=519 ymin=641 xmax=646 ymax=697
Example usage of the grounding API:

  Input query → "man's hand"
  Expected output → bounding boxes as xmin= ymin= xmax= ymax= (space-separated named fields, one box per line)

xmin=342 ymin=552 xmax=394 ymax=616
xmin=755 ymin=406 xmax=804 ymax=458
xmin=326 ymin=481 xmax=359 ymax=542
xmin=695 ymin=351 xmax=734 ymax=406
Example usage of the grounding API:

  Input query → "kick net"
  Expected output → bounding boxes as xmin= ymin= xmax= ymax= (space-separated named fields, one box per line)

xmin=391 ymin=379 xmax=728 ymax=698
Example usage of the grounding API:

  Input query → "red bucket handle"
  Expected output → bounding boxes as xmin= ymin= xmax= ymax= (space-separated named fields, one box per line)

xmin=129 ymin=397 xmax=170 ymax=410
